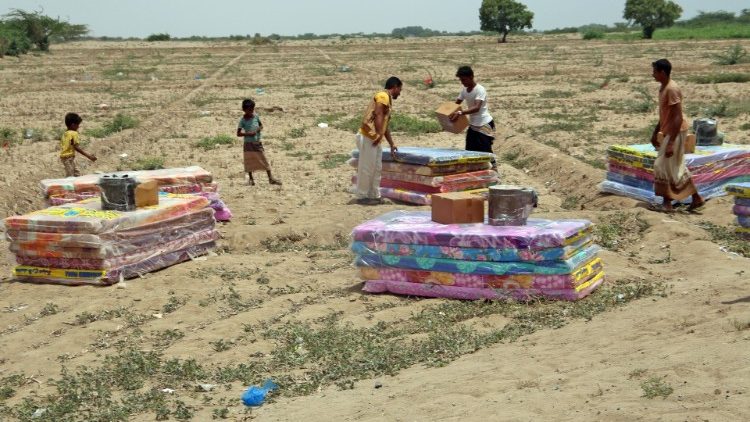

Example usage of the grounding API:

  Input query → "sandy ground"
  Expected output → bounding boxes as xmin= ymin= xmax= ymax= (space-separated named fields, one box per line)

xmin=0 ymin=36 xmax=749 ymax=421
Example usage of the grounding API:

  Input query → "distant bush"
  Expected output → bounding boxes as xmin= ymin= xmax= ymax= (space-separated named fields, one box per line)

xmin=146 ymin=33 xmax=171 ymax=42
xmin=689 ymin=73 xmax=750 ymax=84
xmin=582 ymin=29 xmax=605 ymax=40
xmin=713 ymin=44 xmax=748 ymax=65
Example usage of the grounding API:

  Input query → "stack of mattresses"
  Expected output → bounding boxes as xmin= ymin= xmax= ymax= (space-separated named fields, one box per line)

xmin=4 ymin=194 xmax=218 ymax=285
xmin=600 ymin=144 xmax=750 ymax=204
xmin=350 ymin=211 xmax=604 ymax=301
xmin=41 ymin=166 xmax=231 ymax=221
xmin=350 ymin=147 xmax=499 ymax=205
xmin=727 ymin=183 xmax=750 ymax=241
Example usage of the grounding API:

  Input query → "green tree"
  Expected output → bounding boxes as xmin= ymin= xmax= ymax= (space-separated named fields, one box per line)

xmin=3 ymin=9 xmax=87 ymax=51
xmin=479 ymin=0 xmax=534 ymax=43
xmin=623 ymin=0 xmax=682 ymax=39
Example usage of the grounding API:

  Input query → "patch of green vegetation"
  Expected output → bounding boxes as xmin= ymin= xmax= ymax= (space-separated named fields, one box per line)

xmin=740 ymin=122 xmax=750 ymax=130
xmin=188 ymin=95 xmax=217 ymax=107
xmin=687 ymin=98 xmax=750 ymax=118
xmin=0 ymin=374 xmax=26 ymax=401
xmin=582 ymin=29 xmax=604 ymax=40
xmin=210 ymin=339 xmax=233 ymax=352
xmin=594 ymin=212 xmax=650 ymax=251
xmin=319 ymin=153 xmax=350 ymax=169
xmin=561 ymin=196 xmax=580 ymax=210
xmin=39 ymin=303 xmax=59 ymax=317
xmin=335 ymin=114 xmax=440 ymax=136
xmin=714 ymin=44 xmax=748 ymax=65
xmin=288 ymin=127 xmax=306 ymax=138
xmin=86 ymin=113 xmax=139 ymax=138
xmin=688 ymin=73 xmax=750 ymax=84
xmin=0 ymin=127 xmax=18 ymax=145
xmin=641 ymin=376 xmax=674 ymax=399
xmin=538 ymin=90 xmax=574 ymax=99
xmin=287 ymin=151 xmax=313 ymax=160
xmin=607 ymin=23 xmax=750 ymax=41
xmin=502 ymin=150 xmax=537 ymax=170
xmin=315 ymin=112 xmax=347 ymax=125
xmin=162 ymin=295 xmax=188 ymax=314
xmin=152 ymin=329 xmax=185 ymax=349
xmin=261 ymin=231 xmax=349 ymax=254
xmin=130 ymin=156 xmax=165 ymax=171
xmin=698 ymin=221 xmax=750 ymax=257
xmin=195 ymin=134 xmax=234 ymax=150
xmin=389 ymin=114 xmax=442 ymax=135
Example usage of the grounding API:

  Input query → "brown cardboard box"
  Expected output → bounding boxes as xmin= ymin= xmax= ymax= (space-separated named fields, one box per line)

xmin=135 ymin=180 xmax=159 ymax=208
xmin=656 ymin=132 xmax=696 ymax=153
xmin=435 ymin=102 xmax=469 ymax=134
xmin=685 ymin=134 xmax=696 ymax=154
xmin=431 ymin=192 xmax=485 ymax=224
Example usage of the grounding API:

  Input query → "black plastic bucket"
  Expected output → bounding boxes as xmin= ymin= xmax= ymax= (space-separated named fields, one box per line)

xmin=99 ymin=174 xmax=138 ymax=211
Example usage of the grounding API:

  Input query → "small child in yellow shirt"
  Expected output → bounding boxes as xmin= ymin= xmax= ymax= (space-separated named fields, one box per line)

xmin=60 ymin=113 xmax=96 ymax=177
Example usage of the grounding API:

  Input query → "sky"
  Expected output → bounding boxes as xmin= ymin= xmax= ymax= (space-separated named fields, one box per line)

xmin=1 ymin=0 xmax=747 ymax=38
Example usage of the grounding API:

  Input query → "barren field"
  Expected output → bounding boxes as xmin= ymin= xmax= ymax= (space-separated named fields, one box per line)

xmin=0 ymin=35 xmax=749 ymax=421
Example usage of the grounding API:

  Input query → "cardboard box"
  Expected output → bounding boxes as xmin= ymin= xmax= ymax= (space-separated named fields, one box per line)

xmin=431 ymin=192 xmax=485 ymax=224
xmin=435 ymin=102 xmax=469 ymax=134
xmin=135 ymin=180 xmax=159 ymax=208
xmin=685 ymin=134 xmax=696 ymax=154
xmin=656 ymin=132 xmax=696 ymax=154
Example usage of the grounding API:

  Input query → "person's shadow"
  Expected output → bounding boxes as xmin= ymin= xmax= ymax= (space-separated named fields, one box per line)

xmin=722 ymin=296 xmax=750 ymax=305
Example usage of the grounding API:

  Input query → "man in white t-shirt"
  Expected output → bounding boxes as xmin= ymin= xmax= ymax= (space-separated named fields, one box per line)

xmin=449 ymin=66 xmax=496 ymax=168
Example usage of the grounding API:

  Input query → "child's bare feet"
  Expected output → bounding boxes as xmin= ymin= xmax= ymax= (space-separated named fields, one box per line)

xmin=269 ymin=178 xmax=282 ymax=186
xmin=248 ymin=178 xmax=255 ymax=186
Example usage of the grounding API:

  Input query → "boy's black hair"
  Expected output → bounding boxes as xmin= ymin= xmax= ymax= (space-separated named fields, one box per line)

xmin=384 ymin=76 xmax=402 ymax=89
xmin=652 ymin=59 xmax=672 ymax=77
xmin=65 ymin=112 xmax=82 ymax=128
xmin=242 ymin=99 xmax=255 ymax=109
xmin=456 ymin=66 xmax=474 ymax=78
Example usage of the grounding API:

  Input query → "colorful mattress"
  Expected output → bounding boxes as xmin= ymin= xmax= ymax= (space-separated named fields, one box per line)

xmin=356 ymin=245 xmax=600 ymax=276
xmin=4 ymin=194 xmax=209 ymax=234
xmin=41 ymin=166 xmax=214 ymax=197
xmin=351 ymin=211 xmax=592 ymax=250
xmin=727 ymin=183 xmax=750 ymax=198
xmin=349 ymin=159 xmax=492 ymax=176
xmin=359 ymin=257 xmax=602 ymax=290
xmin=12 ymin=241 xmax=215 ymax=285
xmin=351 ymin=147 xmax=495 ymax=166
xmin=351 ymin=236 xmax=592 ymax=263
xmin=362 ymin=272 xmax=604 ymax=301
xmin=16 ymin=229 xmax=219 ymax=268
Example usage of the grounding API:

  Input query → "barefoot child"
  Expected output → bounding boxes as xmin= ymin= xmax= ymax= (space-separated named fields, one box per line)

xmin=60 ymin=112 xmax=96 ymax=177
xmin=237 ymin=99 xmax=281 ymax=186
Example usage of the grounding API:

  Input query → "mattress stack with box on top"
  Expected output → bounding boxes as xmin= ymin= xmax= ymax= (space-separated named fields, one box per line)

xmin=41 ymin=166 xmax=232 ymax=221
xmin=4 ymin=193 xmax=218 ymax=285
xmin=349 ymin=147 xmax=499 ymax=205
xmin=350 ymin=211 xmax=604 ymax=301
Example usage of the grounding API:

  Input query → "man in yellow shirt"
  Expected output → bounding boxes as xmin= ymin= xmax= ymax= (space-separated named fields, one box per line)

xmin=60 ymin=113 xmax=96 ymax=177
xmin=355 ymin=76 xmax=401 ymax=205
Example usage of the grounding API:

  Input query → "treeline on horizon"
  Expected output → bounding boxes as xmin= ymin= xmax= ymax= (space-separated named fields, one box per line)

xmin=545 ymin=9 xmax=750 ymax=35
xmin=2 ymin=8 xmax=749 ymax=57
